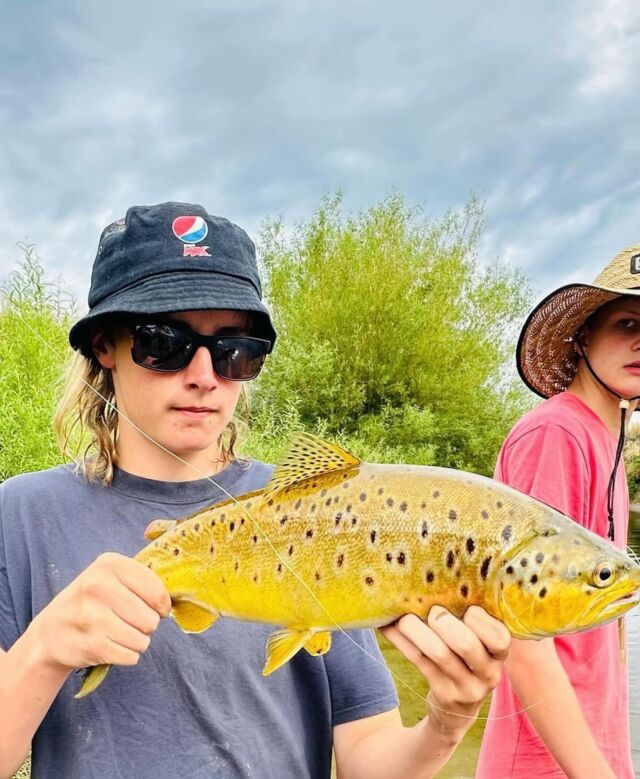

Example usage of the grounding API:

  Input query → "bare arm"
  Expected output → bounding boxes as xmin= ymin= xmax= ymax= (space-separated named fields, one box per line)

xmin=0 ymin=553 xmax=170 ymax=778
xmin=333 ymin=607 xmax=509 ymax=779
xmin=504 ymin=637 xmax=616 ymax=779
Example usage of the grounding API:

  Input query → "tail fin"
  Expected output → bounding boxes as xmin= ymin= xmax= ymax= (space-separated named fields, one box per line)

xmin=74 ymin=663 xmax=111 ymax=699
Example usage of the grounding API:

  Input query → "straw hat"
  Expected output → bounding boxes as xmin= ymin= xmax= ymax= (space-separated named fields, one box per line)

xmin=517 ymin=244 xmax=640 ymax=398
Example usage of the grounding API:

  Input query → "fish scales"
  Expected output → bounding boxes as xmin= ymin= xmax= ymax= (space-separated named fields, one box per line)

xmin=78 ymin=433 xmax=640 ymax=697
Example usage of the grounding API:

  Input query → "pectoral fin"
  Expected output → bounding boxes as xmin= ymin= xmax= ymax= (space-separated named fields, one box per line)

xmin=171 ymin=599 xmax=219 ymax=633
xmin=263 ymin=628 xmax=313 ymax=675
xmin=304 ymin=631 xmax=332 ymax=656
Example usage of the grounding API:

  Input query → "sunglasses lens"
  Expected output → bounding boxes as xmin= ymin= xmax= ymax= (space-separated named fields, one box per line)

xmin=213 ymin=337 xmax=268 ymax=380
xmin=131 ymin=324 xmax=192 ymax=371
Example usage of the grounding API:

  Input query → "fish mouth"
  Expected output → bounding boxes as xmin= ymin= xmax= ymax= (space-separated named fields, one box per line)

xmin=599 ymin=589 xmax=640 ymax=619
xmin=575 ymin=585 xmax=640 ymax=631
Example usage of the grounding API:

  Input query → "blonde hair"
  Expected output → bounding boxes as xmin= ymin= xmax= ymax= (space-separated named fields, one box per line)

xmin=54 ymin=348 xmax=247 ymax=486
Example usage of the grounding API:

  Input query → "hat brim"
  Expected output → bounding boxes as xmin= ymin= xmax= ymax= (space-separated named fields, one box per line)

xmin=69 ymin=270 xmax=276 ymax=355
xmin=517 ymin=283 xmax=640 ymax=398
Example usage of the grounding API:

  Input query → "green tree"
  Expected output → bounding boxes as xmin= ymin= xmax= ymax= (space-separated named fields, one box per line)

xmin=247 ymin=193 xmax=533 ymax=473
xmin=0 ymin=244 xmax=75 ymax=480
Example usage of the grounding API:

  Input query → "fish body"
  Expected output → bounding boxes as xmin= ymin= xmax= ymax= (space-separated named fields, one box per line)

xmin=78 ymin=434 xmax=640 ymax=697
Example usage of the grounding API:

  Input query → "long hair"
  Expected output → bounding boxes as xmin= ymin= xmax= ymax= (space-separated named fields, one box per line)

xmin=54 ymin=344 xmax=248 ymax=487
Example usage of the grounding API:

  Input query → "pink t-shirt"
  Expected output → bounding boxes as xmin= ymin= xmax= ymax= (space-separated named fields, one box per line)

xmin=475 ymin=392 xmax=632 ymax=779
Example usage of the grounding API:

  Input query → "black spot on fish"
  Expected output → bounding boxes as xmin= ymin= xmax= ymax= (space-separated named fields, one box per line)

xmin=539 ymin=587 xmax=547 ymax=598
xmin=230 ymin=522 xmax=235 ymax=532
xmin=280 ymin=515 xmax=289 ymax=526
xmin=277 ymin=563 xmax=283 ymax=573
xmin=221 ymin=514 xmax=226 ymax=522
xmin=496 ymin=501 xmax=503 ymax=509
xmin=240 ymin=518 xmax=245 ymax=526
xmin=311 ymin=504 xmax=316 ymax=513
xmin=456 ymin=569 xmax=461 ymax=578
xmin=400 ymin=501 xmax=408 ymax=512
xmin=449 ymin=509 xmax=458 ymax=521
xmin=346 ymin=504 xmax=353 ymax=513
xmin=530 ymin=574 xmax=538 ymax=584
xmin=421 ymin=501 xmax=427 ymax=509
xmin=234 ymin=560 xmax=239 ymax=571
xmin=351 ymin=517 xmax=357 ymax=526
xmin=252 ymin=535 xmax=258 ymax=544
xmin=520 ymin=558 xmax=528 ymax=567
xmin=386 ymin=552 xmax=393 ymax=563
xmin=481 ymin=510 xmax=489 ymax=519
xmin=433 ymin=490 xmax=440 ymax=498
xmin=295 ymin=499 xmax=302 ymax=509
xmin=573 ymin=539 xmax=581 ymax=546
xmin=365 ymin=576 xmax=374 ymax=586
xmin=502 ymin=525 xmax=512 ymax=542
xmin=333 ymin=496 xmax=340 ymax=504
xmin=360 ymin=492 xmax=367 ymax=502
xmin=173 ymin=548 xmax=179 ymax=556
xmin=210 ymin=519 xmax=215 ymax=527
xmin=377 ymin=487 xmax=384 ymax=495
xmin=506 ymin=565 xmax=514 ymax=575
xmin=325 ymin=498 xmax=332 ymax=506
xmin=552 ymin=554 xmax=560 ymax=563
xmin=181 ymin=530 xmax=186 ymax=537
xmin=253 ymin=574 xmax=258 ymax=583
xmin=426 ymin=570 xmax=435 ymax=583
xmin=194 ymin=523 xmax=200 ymax=532
xmin=335 ymin=512 xmax=343 ymax=525
xmin=321 ymin=489 xmax=327 ymax=497
xmin=246 ymin=502 xmax=252 ymax=509
xmin=397 ymin=552 xmax=406 ymax=565
xmin=315 ymin=572 xmax=321 ymax=581
xmin=306 ymin=529 xmax=314 ymax=538
xmin=461 ymin=584 xmax=469 ymax=598
xmin=535 ymin=552 xmax=544 ymax=564
xmin=446 ymin=550 xmax=455 ymax=569
xmin=421 ymin=522 xmax=429 ymax=539
xmin=370 ymin=530 xmax=377 ymax=543
xmin=268 ymin=499 xmax=274 ymax=507
xmin=517 ymin=579 xmax=524 ymax=588
xmin=337 ymin=553 xmax=344 ymax=567
xmin=288 ymin=545 xmax=294 ymax=556
xmin=466 ymin=538 xmax=475 ymax=554
xmin=386 ymin=498 xmax=394 ymax=508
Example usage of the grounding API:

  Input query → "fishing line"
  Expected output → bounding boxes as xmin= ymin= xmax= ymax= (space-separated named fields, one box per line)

xmin=9 ymin=301 xmax=637 ymax=723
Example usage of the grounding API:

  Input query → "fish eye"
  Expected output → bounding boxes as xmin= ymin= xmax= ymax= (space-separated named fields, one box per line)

xmin=593 ymin=562 xmax=615 ymax=588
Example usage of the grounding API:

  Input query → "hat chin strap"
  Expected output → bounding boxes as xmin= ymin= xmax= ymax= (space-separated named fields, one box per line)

xmin=578 ymin=346 xmax=640 ymax=542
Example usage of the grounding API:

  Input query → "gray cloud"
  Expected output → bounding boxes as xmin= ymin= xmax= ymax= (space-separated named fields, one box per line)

xmin=1 ymin=0 xmax=639 ymax=310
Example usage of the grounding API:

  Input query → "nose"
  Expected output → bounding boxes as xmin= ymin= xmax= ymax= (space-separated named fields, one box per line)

xmin=182 ymin=345 xmax=219 ymax=390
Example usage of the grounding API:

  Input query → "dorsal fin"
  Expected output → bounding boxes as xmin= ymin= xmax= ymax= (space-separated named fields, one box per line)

xmin=263 ymin=433 xmax=360 ymax=501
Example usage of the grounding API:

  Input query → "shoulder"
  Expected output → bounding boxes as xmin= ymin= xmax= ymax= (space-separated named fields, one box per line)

xmin=2 ymin=464 xmax=90 ymax=504
xmin=504 ymin=394 xmax=597 ymax=455
xmin=230 ymin=458 xmax=274 ymax=494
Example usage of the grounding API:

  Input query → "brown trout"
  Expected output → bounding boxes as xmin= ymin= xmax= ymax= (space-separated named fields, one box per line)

xmin=77 ymin=433 xmax=640 ymax=697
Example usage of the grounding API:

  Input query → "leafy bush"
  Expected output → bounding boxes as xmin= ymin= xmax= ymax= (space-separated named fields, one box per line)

xmin=247 ymin=193 xmax=533 ymax=473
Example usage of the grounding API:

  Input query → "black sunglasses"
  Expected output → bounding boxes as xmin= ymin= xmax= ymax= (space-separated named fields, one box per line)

xmin=128 ymin=322 xmax=271 ymax=381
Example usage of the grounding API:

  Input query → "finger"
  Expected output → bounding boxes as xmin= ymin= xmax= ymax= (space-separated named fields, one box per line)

xmin=386 ymin=615 xmax=471 ymax=683
xmin=463 ymin=606 xmax=511 ymax=661
xmin=106 ymin=585 xmax=162 ymax=635
xmin=426 ymin=606 xmax=495 ymax=675
xmin=380 ymin=622 xmax=442 ymax=682
xmin=104 ymin=614 xmax=152 ymax=655
xmin=104 ymin=554 xmax=172 ymax=617
xmin=102 ymin=638 xmax=144 ymax=667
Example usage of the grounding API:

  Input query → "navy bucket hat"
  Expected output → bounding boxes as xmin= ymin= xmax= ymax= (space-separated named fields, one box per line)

xmin=68 ymin=201 xmax=277 ymax=356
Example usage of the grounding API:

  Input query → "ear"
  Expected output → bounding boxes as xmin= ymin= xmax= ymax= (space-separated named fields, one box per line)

xmin=90 ymin=327 xmax=117 ymax=369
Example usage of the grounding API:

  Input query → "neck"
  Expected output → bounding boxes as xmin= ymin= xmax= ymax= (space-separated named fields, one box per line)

xmin=567 ymin=370 xmax=637 ymax=434
xmin=114 ymin=426 xmax=228 ymax=482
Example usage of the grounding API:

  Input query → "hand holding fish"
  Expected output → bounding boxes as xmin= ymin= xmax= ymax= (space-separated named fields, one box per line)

xmin=30 ymin=552 xmax=171 ymax=674
xmin=380 ymin=606 xmax=510 ymax=736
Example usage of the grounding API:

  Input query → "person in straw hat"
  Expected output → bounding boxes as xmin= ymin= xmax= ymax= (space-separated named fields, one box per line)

xmin=476 ymin=245 xmax=640 ymax=779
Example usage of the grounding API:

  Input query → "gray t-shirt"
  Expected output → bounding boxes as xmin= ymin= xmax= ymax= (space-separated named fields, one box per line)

xmin=0 ymin=460 xmax=398 ymax=779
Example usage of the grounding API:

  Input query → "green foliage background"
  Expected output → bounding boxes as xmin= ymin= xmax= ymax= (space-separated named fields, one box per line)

xmin=245 ymin=193 xmax=533 ymax=474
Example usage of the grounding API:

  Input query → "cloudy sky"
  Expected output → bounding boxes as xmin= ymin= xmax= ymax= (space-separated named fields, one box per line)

xmin=1 ymin=0 xmax=639 ymax=309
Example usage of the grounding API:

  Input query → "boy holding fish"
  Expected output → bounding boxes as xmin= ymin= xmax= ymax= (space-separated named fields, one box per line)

xmin=0 ymin=202 xmax=510 ymax=779
xmin=477 ymin=246 xmax=640 ymax=778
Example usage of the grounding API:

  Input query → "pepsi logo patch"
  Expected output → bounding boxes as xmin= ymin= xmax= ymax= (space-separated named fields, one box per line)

xmin=172 ymin=216 xmax=211 ymax=257
xmin=631 ymin=253 xmax=640 ymax=275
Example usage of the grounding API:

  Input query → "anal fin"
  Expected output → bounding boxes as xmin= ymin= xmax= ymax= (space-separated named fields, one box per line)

xmin=171 ymin=598 xmax=219 ymax=633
